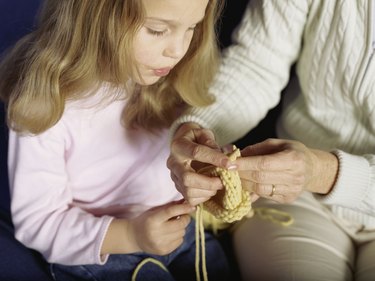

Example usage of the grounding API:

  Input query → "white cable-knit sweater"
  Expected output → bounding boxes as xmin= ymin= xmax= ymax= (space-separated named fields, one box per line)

xmin=172 ymin=0 xmax=375 ymax=228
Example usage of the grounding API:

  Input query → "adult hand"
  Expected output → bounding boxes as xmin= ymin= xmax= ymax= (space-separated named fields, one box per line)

xmin=127 ymin=201 xmax=195 ymax=255
xmin=167 ymin=122 xmax=237 ymax=206
xmin=237 ymin=138 xmax=339 ymax=204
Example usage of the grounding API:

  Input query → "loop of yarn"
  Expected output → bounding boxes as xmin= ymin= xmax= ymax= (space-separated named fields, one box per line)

xmin=131 ymin=257 xmax=168 ymax=281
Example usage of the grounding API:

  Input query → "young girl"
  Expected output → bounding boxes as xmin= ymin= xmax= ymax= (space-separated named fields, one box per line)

xmin=0 ymin=0 xmax=230 ymax=280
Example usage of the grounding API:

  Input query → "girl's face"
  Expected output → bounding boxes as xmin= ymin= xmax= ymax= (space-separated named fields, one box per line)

xmin=133 ymin=0 xmax=209 ymax=85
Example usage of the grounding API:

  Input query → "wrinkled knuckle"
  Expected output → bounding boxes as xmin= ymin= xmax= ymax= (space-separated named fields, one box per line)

xmin=181 ymin=173 xmax=192 ymax=186
xmin=191 ymin=145 xmax=202 ymax=159
xmin=258 ymin=157 xmax=271 ymax=170
xmin=170 ymin=138 xmax=179 ymax=152
xmin=253 ymin=183 xmax=263 ymax=194
xmin=294 ymin=174 xmax=306 ymax=185
xmin=252 ymin=171 xmax=266 ymax=183
xmin=185 ymin=188 xmax=195 ymax=198
xmin=296 ymin=154 xmax=306 ymax=167
xmin=188 ymin=199 xmax=197 ymax=206
xmin=289 ymin=149 xmax=303 ymax=162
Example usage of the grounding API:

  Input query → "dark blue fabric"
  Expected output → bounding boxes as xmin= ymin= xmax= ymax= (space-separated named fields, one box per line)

xmin=0 ymin=0 xmax=42 ymax=215
xmin=51 ymin=221 xmax=231 ymax=281
xmin=0 ymin=1 xmax=53 ymax=281
xmin=0 ymin=210 xmax=52 ymax=281
xmin=0 ymin=102 xmax=8 ymax=214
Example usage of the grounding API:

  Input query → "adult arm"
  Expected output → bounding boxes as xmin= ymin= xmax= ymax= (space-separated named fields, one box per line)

xmin=316 ymin=150 xmax=375 ymax=217
xmin=168 ymin=0 xmax=310 ymax=204
xmin=236 ymin=139 xmax=375 ymax=218
xmin=171 ymin=0 xmax=310 ymax=146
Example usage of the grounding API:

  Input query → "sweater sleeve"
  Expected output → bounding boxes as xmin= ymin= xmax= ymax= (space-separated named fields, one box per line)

xmin=170 ymin=0 xmax=310 ymax=146
xmin=8 ymin=127 xmax=113 ymax=265
xmin=315 ymin=150 xmax=375 ymax=217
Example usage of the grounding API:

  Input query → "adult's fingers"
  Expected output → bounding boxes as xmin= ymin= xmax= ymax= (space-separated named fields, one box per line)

xmin=237 ymin=149 xmax=305 ymax=172
xmin=238 ymin=169 xmax=305 ymax=186
xmin=252 ymin=183 xmax=302 ymax=203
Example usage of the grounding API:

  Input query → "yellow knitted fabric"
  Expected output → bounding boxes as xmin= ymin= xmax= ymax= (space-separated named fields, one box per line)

xmin=198 ymin=146 xmax=253 ymax=233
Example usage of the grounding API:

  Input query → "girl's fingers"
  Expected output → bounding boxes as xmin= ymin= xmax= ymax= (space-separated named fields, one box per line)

xmin=159 ymin=202 xmax=196 ymax=222
xmin=187 ymin=197 xmax=212 ymax=206
xmin=181 ymin=171 xmax=223 ymax=192
xmin=171 ymin=134 xmax=233 ymax=169
xmin=165 ymin=216 xmax=191 ymax=233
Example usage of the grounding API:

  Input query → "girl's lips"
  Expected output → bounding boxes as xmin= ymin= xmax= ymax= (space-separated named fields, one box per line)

xmin=153 ymin=67 xmax=172 ymax=77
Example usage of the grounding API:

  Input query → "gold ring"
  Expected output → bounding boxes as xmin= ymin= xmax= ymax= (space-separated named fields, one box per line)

xmin=270 ymin=185 xmax=276 ymax=197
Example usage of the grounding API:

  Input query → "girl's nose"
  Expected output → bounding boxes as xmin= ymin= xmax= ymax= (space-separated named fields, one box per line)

xmin=163 ymin=35 xmax=187 ymax=59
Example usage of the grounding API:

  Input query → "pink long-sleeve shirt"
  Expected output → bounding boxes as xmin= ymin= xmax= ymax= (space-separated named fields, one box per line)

xmin=8 ymin=84 xmax=182 ymax=265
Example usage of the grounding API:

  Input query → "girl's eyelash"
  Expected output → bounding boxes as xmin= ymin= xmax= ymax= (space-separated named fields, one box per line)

xmin=147 ymin=28 xmax=167 ymax=37
xmin=146 ymin=26 xmax=196 ymax=37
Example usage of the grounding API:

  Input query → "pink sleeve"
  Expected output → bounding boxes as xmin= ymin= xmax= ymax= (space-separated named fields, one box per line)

xmin=8 ymin=126 xmax=113 ymax=265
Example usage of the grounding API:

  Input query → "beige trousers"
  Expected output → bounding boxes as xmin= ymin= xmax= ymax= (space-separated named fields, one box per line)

xmin=233 ymin=192 xmax=375 ymax=281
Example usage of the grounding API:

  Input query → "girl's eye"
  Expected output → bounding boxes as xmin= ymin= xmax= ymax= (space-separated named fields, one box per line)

xmin=147 ymin=28 xmax=167 ymax=37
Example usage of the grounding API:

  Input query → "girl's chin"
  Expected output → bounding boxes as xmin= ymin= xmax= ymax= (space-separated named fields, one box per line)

xmin=134 ymin=76 xmax=161 ymax=86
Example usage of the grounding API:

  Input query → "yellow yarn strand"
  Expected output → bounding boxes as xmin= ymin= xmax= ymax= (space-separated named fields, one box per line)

xmin=254 ymin=207 xmax=294 ymax=227
xmin=131 ymin=257 xmax=168 ymax=281
xmin=195 ymin=205 xmax=208 ymax=281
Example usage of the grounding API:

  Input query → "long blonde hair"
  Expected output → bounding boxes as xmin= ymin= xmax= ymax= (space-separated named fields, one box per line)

xmin=0 ymin=0 xmax=223 ymax=134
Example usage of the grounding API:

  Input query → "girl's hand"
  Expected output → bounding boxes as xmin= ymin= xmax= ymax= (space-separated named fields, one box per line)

xmin=127 ymin=201 xmax=196 ymax=255
xmin=237 ymin=138 xmax=339 ymax=204
xmin=167 ymin=122 xmax=236 ymax=206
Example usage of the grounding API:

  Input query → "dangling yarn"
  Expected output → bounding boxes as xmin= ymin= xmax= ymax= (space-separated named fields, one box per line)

xmin=132 ymin=145 xmax=293 ymax=281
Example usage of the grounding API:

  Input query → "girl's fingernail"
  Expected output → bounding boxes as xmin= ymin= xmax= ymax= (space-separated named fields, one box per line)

xmin=221 ymin=158 xmax=237 ymax=170
xmin=227 ymin=163 xmax=238 ymax=170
